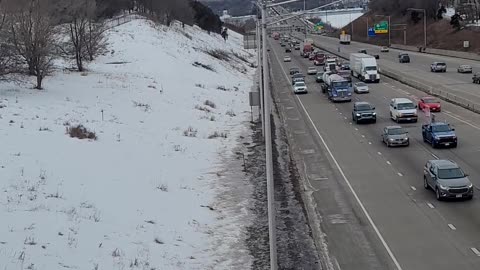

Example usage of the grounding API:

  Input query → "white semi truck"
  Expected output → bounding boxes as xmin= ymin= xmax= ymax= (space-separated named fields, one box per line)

xmin=350 ymin=53 xmax=380 ymax=83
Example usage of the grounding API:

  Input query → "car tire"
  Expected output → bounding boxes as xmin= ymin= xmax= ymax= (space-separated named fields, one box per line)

xmin=467 ymin=195 xmax=473 ymax=200
xmin=452 ymin=143 xmax=458 ymax=148
xmin=406 ymin=141 xmax=410 ymax=147
xmin=424 ymin=177 xmax=430 ymax=190
xmin=436 ymin=188 xmax=442 ymax=201
xmin=372 ymin=119 xmax=376 ymax=124
xmin=432 ymin=140 xmax=436 ymax=148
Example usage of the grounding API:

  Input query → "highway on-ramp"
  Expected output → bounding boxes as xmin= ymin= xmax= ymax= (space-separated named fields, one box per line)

xmin=268 ymin=37 xmax=480 ymax=270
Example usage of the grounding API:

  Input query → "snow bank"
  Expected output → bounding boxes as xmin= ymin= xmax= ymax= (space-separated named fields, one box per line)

xmin=0 ymin=17 xmax=255 ymax=269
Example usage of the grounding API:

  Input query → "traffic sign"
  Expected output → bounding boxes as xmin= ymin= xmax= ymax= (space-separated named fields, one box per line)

xmin=374 ymin=21 xmax=388 ymax=34
xmin=368 ymin=27 xmax=376 ymax=37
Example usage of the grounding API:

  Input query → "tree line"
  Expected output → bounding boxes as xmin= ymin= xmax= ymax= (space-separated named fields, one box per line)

xmin=0 ymin=0 xmax=222 ymax=89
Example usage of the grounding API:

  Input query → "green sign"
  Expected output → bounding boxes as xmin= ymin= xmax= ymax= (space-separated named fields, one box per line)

xmin=374 ymin=21 xmax=388 ymax=34
xmin=314 ymin=22 xmax=324 ymax=31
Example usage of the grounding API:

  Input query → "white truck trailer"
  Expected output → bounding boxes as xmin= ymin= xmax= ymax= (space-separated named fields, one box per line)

xmin=350 ymin=53 xmax=380 ymax=83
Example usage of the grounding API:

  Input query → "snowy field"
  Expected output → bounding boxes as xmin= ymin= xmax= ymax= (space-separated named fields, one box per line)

xmin=310 ymin=12 xmax=364 ymax=29
xmin=0 ymin=17 xmax=255 ymax=269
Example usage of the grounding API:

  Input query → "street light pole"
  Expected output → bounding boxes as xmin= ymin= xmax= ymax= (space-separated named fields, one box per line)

xmin=261 ymin=3 xmax=277 ymax=270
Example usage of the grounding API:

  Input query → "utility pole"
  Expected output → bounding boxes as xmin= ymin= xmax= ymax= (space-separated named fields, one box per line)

xmin=261 ymin=3 xmax=277 ymax=270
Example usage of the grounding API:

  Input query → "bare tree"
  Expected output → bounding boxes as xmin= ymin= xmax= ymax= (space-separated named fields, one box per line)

xmin=10 ymin=0 xmax=57 ymax=89
xmin=84 ymin=17 xmax=108 ymax=62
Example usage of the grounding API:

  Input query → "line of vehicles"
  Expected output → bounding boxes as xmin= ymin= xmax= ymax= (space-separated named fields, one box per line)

xmin=275 ymin=33 xmax=473 ymax=201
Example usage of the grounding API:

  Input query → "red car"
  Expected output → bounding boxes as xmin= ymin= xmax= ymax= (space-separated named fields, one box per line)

xmin=418 ymin=96 xmax=441 ymax=112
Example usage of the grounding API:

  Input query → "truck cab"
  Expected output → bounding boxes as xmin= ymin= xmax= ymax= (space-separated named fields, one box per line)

xmin=324 ymin=74 xmax=352 ymax=102
xmin=422 ymin=122 xmax=457 ymax=148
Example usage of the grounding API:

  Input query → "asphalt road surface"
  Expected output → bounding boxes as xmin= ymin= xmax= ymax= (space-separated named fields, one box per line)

xmin=268 ymin=37 xmax=480 ymax=270
xmin=293 ymin=33 xmax=480 ymax=106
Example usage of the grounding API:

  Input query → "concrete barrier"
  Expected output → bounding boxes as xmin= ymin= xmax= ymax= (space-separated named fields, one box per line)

xmin=390 ymin=43 xmax=480 ymax=61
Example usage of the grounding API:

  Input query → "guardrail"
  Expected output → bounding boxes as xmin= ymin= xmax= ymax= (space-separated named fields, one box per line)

xmin=288 ymin=34 xmax=480 ymax=114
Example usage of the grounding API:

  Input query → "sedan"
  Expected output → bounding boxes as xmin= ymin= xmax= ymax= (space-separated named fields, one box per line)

xmin=293 ymin=81 xmax=308 ymax=94
xmin=294 ymin=45 xmax=300 ymax=50
xmin=285 ymin=47 xmax=292 ymax=53
xmin=316 ymin=71 xmax=325 ymax=82
xmin=284 ymin=56 xmax=292 ymax=62
xmin=418 ymin=96 xmax=441 ymax=112
xmin=307 ymin=67 xmax=317 ymax=75
xmin=380 ymin=46 xmax=389 ymax=52
xmin=382 ymin=126 xmax=409 ymax=147
xmin=353 ymin=82 xmax=369 ymax=93
xmin=458 ymin=64 xmax=472 ymax=73
xmin=289 ymin=67 xmax=300 ymax=75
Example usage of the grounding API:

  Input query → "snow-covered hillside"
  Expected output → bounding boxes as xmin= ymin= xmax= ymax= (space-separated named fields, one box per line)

xmin=0 ymin=17 xmax=255 ymax=269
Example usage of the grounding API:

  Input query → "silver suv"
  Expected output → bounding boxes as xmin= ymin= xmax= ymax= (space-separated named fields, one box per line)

xmin=352 ymin=101 xmax=376 ymax=124
xmin=424 ymin=160 xmax=473 ymax=200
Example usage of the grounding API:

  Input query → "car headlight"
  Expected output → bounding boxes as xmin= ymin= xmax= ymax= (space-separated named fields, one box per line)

xmin=356 ymin=113 xmax=360 ymax=117
xmin=388 ymin=138 xmax=394 ymax=141
xmin=439 ymin=184 xmax=448 ymax=190
xmin=372 ymin=112 xmax=376 ymax=115
xmin=468 ymin=183 xmax=473 ymax=189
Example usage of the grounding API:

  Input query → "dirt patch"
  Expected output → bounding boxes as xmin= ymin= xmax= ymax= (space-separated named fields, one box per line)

xmin=244 ymin=119 xmax=320 ymax=269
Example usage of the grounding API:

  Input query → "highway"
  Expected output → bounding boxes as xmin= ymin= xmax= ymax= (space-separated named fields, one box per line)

xmin=294 ymin=33 xmax=480 ymax=106
xmin=268 ymin=37 xmax=480 ymax=270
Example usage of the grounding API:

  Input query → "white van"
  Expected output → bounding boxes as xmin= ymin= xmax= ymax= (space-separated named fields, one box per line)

xmin=390 ymin=98 xmax=418 ymax=123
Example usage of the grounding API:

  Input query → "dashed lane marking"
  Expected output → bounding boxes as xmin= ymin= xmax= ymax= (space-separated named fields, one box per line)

xmin=368 ymin=142 xmax=372 ymax=145
xmin=397 ymin=172 xmax=403 ymax=176
xmin=386 ymin=161 xmax=392 ymax=165
xmin=377 ymin=152 xmax=382 ymax=155
xmin=411 ymin=186 xmax=417 ymax=191
xmin=448 ymin=224 xmax=457 ymax=231
xmin=431 ymin=153 xmax=439 ymax=159
xmin=427 ymin=203 xmax=435 ymax=209
xmin=471 ymin=248 xmax=480 ymax=256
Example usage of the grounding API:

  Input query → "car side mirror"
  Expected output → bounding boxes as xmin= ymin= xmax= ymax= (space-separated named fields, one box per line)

xmin=372 ymin=107 xmax=375 ymax=110
xmin=451 ymin=128 xmax=455 ymax=131
xmin=464 ymin=173 xmax=469 ymax=177
xmin=393 ymin=106 xmax=397 ymax=110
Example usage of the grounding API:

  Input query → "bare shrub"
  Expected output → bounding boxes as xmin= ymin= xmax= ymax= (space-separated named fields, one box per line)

xmin=204 ymin=100 xmax=216 ymax=108
xmin=195 ymin=83 xmax=205 ymax=88
xmin=132 ymin=101 xmax=151 ymax=112
xmin=154 ymin=237 xmax=164 ymax=244
xmin=210 ymin=115 xmax=216 ymax=121
xmin=39 ymin=127 xmax=50 ymax=131
xmin=24 ymin=237 xmax=36 ymax=245
xmin=226 ymin=109 xmax=236 ymax=117
xmin=112 ymin=248 xmax=122 ymax=257
xmin=157 ymin=184 xmax=168 ymax=192
xmin=205 ymin=49 xmax=230 ymax=61
xmin=195 ymin=105 xmax=211 ymax=113
xmin=66 ymin=124 xmax=97 ymax=140
xmin=208 ymin=131 xmax=227 ymax=139
xmin=217 ymin=85 xmax=230 ymax=91
xmin=192 ymin=61 xmax=215 ymax=72
xmin=183 ymin=126 xmax=198 ymax=137
xmin=232 ymin=51 xmax=249 ymax=63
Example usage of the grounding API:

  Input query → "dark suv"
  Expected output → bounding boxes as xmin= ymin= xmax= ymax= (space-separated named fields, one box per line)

xmin=424 ymin=160 xmax=473 ymax=201
xmin=399 ymin=53 xmax=410 ymax=63
xmin=352 ymin=101 xmax=376 ymax=124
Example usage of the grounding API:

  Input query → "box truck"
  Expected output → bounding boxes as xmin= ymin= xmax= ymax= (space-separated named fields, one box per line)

xmin=350 ymin=53 xmax=380 ymax=83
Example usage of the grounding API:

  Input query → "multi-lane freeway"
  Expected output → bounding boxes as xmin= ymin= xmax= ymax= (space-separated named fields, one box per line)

xmin=268 ymin=35 xmax=480 ymax=270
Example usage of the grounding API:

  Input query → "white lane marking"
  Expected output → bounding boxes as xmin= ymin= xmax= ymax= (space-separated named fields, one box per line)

xmin=339 ymin=112 xmax=343 ymax=115
xmin=335 ymin=108 xmax=338 ymax=110
xmin=271 ymin=45 xmax=404 ymax=270
xmin=427 ymin=203 xmax=435 ymax=209
xmin=397 ymin=172 xmax=403 ymax=177
xmin=344 ymin=117 xmax=347 ymax=120
xmin=471 ymin=248 xmax=480 ymax=256
xmin=411 ymin=186 xmax=417 ymax=191
xmin=355 ymin=128 xmax=359 ymax=131
xmin=368 ymin=142 xmax=372 ymax=145
xmin=447 ymin=224 xmax=457 ymax=231
xmin=383 ymin=96 xmax=387 ymax=99
xmin=405 ymin=91 xmax=410 ymax=95
xmin=349 ymin=122 xmax=352 ymax=125
xmin=377 ymin=152 xmax=382 ymax=155
xmin=443 ymin=110 xmax=480 ymax=131
xmin=386 ymin=161 xmax=392 ymax=165
xmin=431 ymin=153 xmax=439 ymax=159
xmin=362 ymin=135 xmax=366 ymax=138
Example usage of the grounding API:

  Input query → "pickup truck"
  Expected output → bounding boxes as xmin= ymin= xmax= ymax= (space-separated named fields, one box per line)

xmin=422 ymin=122 xmax=457 ymax=148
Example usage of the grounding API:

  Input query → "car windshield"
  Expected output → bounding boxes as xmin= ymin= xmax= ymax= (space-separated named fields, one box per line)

xmin=309 ymin=68 xmax=316 ymax=70
xmin=423 ymin=98 xmax=438 ymax=104
xmin=356 ymin=104 xmax=372 ymax=111
xmin=436 ymin=63 xmax=446 ymax=66
xmin=332 ymin=81 xmax=349 ymax=88
xmin=437 ymin=168 xmax=464 ymax=179
xmin=355 ymin=82 xmax=366 ymax=87
xmin=397 ymin=102 xmax=415 ymax=110
xmin=387 ymin=128 xmax=406 ymax=135
xmin=365 ymin=66 xmax=377 ymax=71
xmin=432 ymin=125 xmax=452 ymax=132
xmin=295 ymin=82 xmax=305 ymax=87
